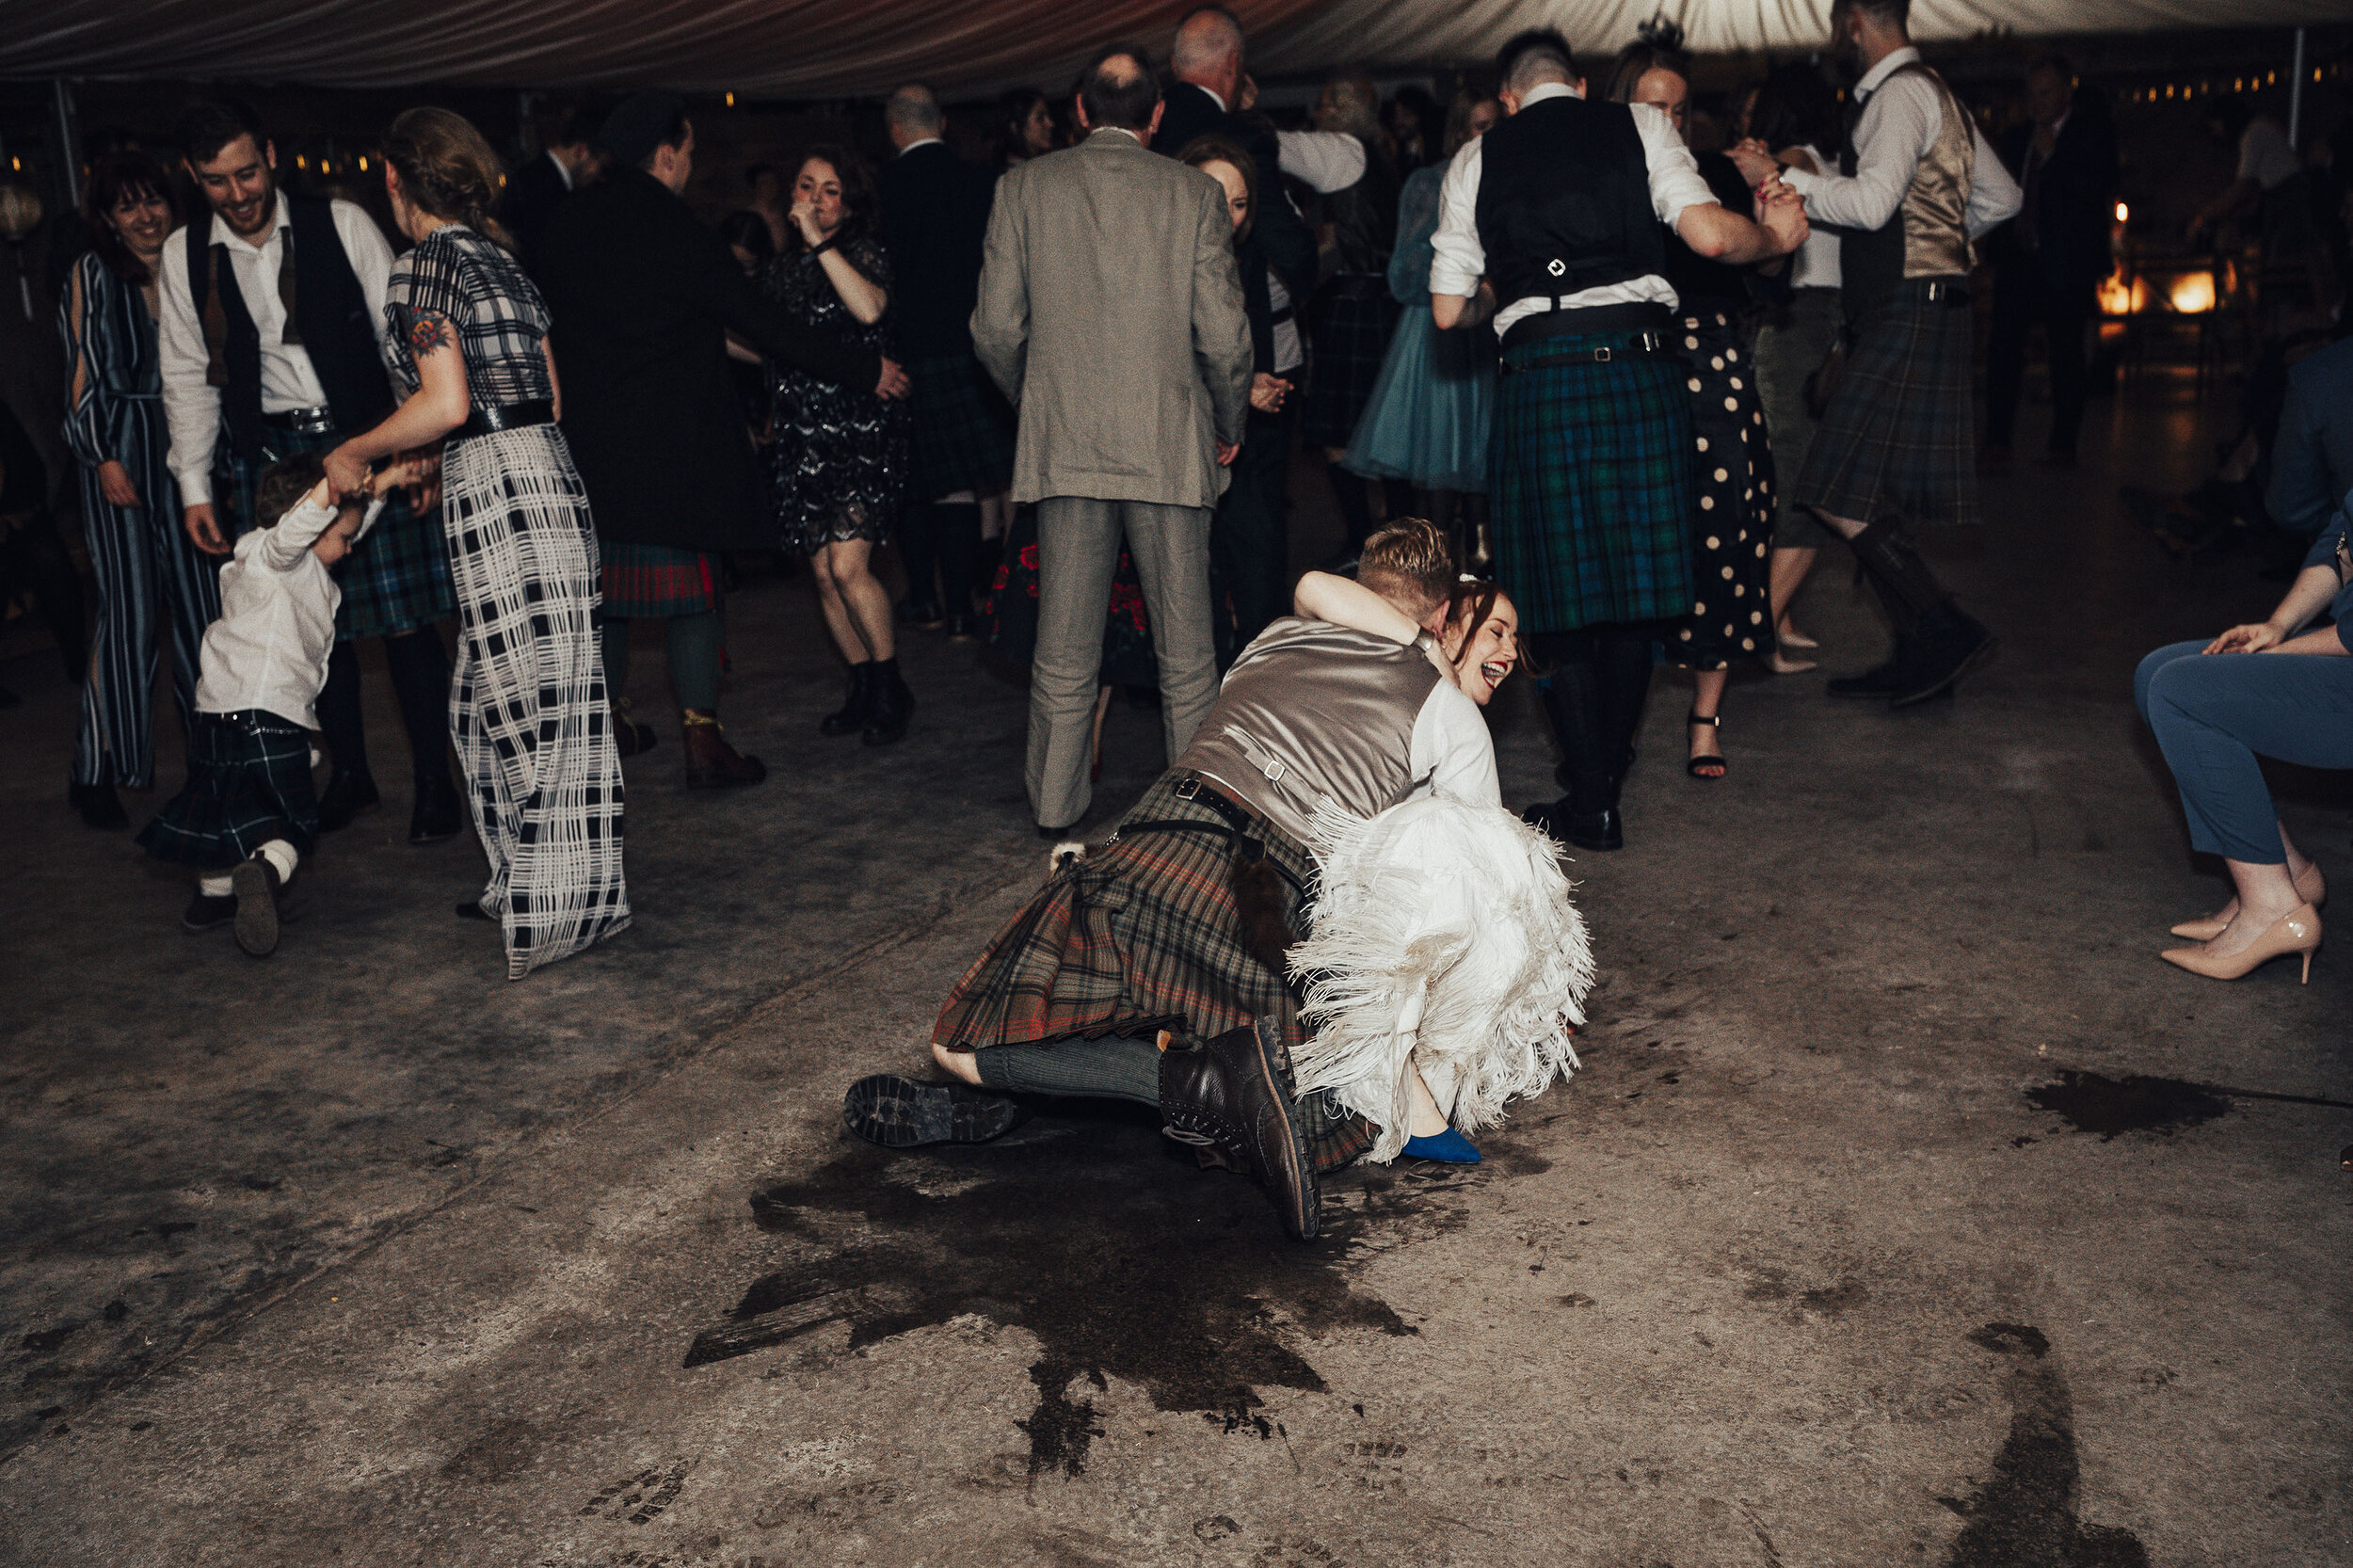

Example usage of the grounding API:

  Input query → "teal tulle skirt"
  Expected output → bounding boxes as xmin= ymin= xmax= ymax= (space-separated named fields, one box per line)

xmin=1341 ymin=303 xmax=1497 ymax=494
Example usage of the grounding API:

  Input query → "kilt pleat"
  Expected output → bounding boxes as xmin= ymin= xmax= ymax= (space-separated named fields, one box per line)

xmin=600 ymin=541 xmax=721 ymax=618
xmin=933 ymin=771 xmax=1375 ymax=1172
xmin=136 ymin=712 xmax=318 ymax=868
xmin=1793 ymin=296 xmax=1980 ymax=528
xmin=1490 ymin=335 xmax=1695 ymax=634
xmin=1303 ymin=276 xmax=1398 ymax=449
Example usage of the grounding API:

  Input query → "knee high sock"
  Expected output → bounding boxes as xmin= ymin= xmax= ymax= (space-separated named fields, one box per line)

xmin=380 ymin=629 xmax=454 ymax=785
xmin=601 ymin=616 xmax=631 ymax=704
xmin=316 ymin=642 xmax=371 ymax=782
xmin=666 ymin=610 xmax=723 ymax=713
xmin=931 ymin=502 xmax=984 ymax=616
xmin=1847 ymin=519 xmax=1949 ymax=633
xmin=1325 ymin=457 xmax=1376 ymax=551
xmin=201 ymin=839 xmax=296 ymax=897
xmin=1536 ymin=631 xmax=1654 ymax=809
xmin=973 ymin=1035 xmax=1164 ymax=1105
xmin=1594 ymin=633 xmax=1657 ymax=793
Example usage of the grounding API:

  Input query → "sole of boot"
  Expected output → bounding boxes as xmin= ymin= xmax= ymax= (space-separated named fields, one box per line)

xmin=1888 ymin=635 xmax=1998 ymax=710
xmin=232 ymin=860 xmax=279 ymax=957
xmin=842 ymin=1074 xmax=1023 ymax=1148
xmin=1241 ymin=1018 xmax=1321 ymax=1241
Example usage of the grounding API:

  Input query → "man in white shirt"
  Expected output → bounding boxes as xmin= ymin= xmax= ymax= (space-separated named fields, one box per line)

xmin=1730 ymin=0 xmax=2022 ymax=709
xmin=1429 ymin=28 xmax=1802 ymax=854
xmin=158 ymin=100 xmax=461 ymax=841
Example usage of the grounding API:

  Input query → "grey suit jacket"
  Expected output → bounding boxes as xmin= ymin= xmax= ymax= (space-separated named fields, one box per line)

xmin=971 ymin=127 xmax=1253 ymax=510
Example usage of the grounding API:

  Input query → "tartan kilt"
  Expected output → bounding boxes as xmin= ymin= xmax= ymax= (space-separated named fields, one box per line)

xmin=1491 ymin=333 xmax=1695 ymax=635
xmin=222 ymin=423 xmax=455 ymax=642
xmin=1671 ymin=312 xmax=1779 ymax=670
xmin=1793 ymin=294 xmax=1981 ymax=528
xmin=933 ymin=770 xmax=1377 ymax=1173
xmin=136 ymin=711 xmax=318 ymax=869
xmin=600 ymin=540 xmax=722 ymax=618
xmin=905 ymin=353 xmax=1016 ymax=500
xmin=1302 ymin=275 xmax=1398 ymax=449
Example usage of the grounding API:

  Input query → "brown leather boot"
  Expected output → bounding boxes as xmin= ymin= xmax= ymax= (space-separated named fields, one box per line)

xmin=1159 ymin=1017 xmax=1320 ymax=1240
xmin=681 ymin=711 xmax=766 ymax=788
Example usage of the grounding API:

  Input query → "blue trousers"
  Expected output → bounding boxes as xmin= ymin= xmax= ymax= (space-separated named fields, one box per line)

xmin=2134 ymin=639 xmax=2353 ymax=863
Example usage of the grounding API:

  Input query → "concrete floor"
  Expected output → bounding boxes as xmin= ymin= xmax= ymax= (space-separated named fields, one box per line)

xmin=2 ymin=379 xmax=2346 ymax=1567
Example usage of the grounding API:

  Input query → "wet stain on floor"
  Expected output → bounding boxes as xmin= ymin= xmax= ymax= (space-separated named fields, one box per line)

xmin=2025 ymin=1072 xmax=2231 ymax=1141
xmin=1942 ymin=1323 xmax=2150 ymax=1567
xmin=690 ymin=1111 xmax=1427 ymax=1478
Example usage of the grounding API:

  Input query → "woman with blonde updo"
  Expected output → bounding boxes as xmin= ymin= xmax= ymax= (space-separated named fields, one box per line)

xmin=327 ymin=105 xmax=629 ymax=979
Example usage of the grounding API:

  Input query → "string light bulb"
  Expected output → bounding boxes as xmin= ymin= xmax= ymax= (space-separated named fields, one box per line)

xmin=2114 ymin=201 xmax=2129 ymax=223
xmin=725 ymin=91 xmax=736 ymax=107
xmin=358 ymin=155 xmax=368 ymax=171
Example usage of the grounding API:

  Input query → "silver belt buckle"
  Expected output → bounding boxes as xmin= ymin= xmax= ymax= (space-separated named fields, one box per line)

xmin=1592 ymin=345 xmax=1612 ymax=362
xmin=284 ymin=404 xmax=336 ymax=435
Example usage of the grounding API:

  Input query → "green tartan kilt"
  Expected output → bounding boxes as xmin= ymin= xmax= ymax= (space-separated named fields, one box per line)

xmin=136 ymin=711 xmax=318 ymax=868
xmin=222 ymin=423 xmax=455 ymax=642
xmin=1490 ymin=334 xmax=1696 ymax=634
xmin=905 ymin=353 xmax=1016 ymax=500
xmin=1793 ymin=293 xmax=1980 ymax=528
xmin=933 ymin=770 xmax=1376 ymax=1173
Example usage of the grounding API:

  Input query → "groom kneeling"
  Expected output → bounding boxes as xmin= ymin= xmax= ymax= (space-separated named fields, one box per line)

xmin=843 ymin=521 xmax=1497 ymax=1241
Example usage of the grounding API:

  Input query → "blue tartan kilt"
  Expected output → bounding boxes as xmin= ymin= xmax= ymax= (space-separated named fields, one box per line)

xmin=1490 ymin=333 xmax=1696 ymax=634
xmin=222 ymin=423 xmax=456 ymax=642
xmin=1303 ymin=275 xmax=1399 ymax=449
xmin=136 ymin=711 xmax=319 ymax=868
xmin=905 ymin=353 xmax=1016 ymax=500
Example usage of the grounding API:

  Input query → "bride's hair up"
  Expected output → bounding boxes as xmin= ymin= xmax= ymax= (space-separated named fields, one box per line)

xmin=382 ymin=106 xmax=519 ymax=252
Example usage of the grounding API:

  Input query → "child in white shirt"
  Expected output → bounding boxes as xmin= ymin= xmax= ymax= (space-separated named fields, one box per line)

xmin=138 ymin=452 xmax=419 ymax=956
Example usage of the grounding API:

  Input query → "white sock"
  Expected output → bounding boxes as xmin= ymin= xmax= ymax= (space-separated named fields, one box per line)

xmin=258 ymin=840 xmax=298 ymax=885
xmin=199 ymin=872 xmax=234 ymax=897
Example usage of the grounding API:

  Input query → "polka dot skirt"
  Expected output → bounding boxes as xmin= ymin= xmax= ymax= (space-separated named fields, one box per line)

xmin=1672 ymin=312 xmax=1778 ymax=671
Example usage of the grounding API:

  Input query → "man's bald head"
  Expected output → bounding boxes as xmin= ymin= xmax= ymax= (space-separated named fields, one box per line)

xmin=1172 ymin=7 xmax=1244 ymax=102
xmin=1077 ymin=44 xmax=1161 ymax=135
xmin=885 ymin=84 xmax=945 ymax=150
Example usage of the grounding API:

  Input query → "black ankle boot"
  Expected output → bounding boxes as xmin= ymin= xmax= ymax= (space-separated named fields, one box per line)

xmin=408 ymin=772 xmax=463 ymax=844
xmin=821 ymin=663 xmax=876 ymax=737
xmin=1888 ymin=602 xmax=1995 ymax=708
xmin=1158 ymin=1018 xmax=1319 ymax=1240
xmin=316 ymin=771 xmax=381 ymax=832
xmin=862 ymin=659 xmax=913 ymax=746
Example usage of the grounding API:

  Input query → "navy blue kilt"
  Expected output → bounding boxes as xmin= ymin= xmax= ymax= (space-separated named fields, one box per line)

xmin=1303 ymin=275 xmax=1398 ymax=449
xmin=1490 ymin=331 xmax=1695 ymax=635
xmin=137 ymin=711 xmax=318 ymax=869
xmin=906 ymin=353 xmax=1016 ymax=500
xmin=1794 ymin=294 xmax=1980 ymax=528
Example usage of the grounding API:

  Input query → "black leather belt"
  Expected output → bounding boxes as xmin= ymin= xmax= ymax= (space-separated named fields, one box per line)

xmin=459 ymin=399 xmax=556 ymax=439
xmin=262 ymin=405 xmax=337 ymax=436
xmin=1900 ymin=278 xmax=1972 ymax=307
xmin=1500 ymin=300 xmax=1675 ymax=355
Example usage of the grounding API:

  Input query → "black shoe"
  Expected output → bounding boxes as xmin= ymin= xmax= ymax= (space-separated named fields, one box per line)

xmin=183 ymin=890 xmax=237 ymax=933
xmin=942 ymin=613 xmax=978 ymax=642
xmin=232 ymin=857 xmax=282 ymax=957
xmin=408 ymin=773 xmax=463 ymax=844
xmin=821 ymin=664 xmax=876 ymax=737
xmin=896 ymin=599 xmax=946 ymax=631
xmin=1888 ymin=607 xmax=1996 ymax=709
xmin=841 ymin=1073 xmax=1025 ymax=1147
xmin=862 ymin=664 xmax=913 ymax=746
xmin=1523 ymin=797 xmax=1623 ymax=852
xmin=1159 ymin=1017 xmax=1320 ymax=1241
xmin=1825 ymin=633 xmax=1921 ymax=700
xmin=614 ymin=712 xmax=660 ymax=759
xmin=71 ymin=781 xmax=129 ymax=830
xmin=316 ymin=771 xmax=381 ymax=832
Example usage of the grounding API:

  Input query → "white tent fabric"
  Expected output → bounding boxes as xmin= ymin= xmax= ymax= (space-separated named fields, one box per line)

xmin=2 ymin=0 xmax=2337 ymax=97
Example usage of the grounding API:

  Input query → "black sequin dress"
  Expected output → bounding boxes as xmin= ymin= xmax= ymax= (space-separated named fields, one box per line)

xmin=763 ymin=232 xmax=909 ymax=553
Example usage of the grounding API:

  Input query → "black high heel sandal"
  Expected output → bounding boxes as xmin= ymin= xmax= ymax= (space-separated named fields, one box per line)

xmin=1686 ymin=710 xmax=1726 ymax=780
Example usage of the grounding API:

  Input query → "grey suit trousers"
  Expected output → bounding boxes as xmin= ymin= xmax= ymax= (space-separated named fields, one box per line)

xmin=1028 ymin=496 xmax=1219 ymax=829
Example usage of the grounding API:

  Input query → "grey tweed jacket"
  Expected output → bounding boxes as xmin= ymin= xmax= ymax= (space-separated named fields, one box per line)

xmin=971 ymin=127 xmax=1253 ymax=510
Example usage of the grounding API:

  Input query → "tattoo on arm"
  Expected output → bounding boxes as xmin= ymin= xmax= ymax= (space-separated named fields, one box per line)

xmin=408 ymin=311 xmax=456 ymax=358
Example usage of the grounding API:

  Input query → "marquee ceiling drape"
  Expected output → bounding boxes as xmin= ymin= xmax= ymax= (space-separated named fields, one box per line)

xmin=1 ymin=0 xmax=2339 ymax=98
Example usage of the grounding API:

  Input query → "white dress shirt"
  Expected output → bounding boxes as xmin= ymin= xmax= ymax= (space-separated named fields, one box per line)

xmin=1277 ymin=129 xmax=1367 ymax=194
xmin=1405 ymin=677 xmax=1501 ymax=809
xmin=2237 ymin=119 xmax=2300 ymax=191
xmin=1429 ymin=81 xmax=1721 ymax=338
xmin=194 ymin=493 xmax=383 ymax=728
xmin=156 ymin=194 xmax=397 ymax=507
xmin=1782 ymin=47 xmax=2022 ymax=248
xmin=1788 ymin=144 xmax=1845 ymax=289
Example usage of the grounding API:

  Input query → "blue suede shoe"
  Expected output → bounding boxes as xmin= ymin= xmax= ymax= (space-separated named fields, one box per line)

xmin=1401 ymin=1128 xmax=1482 ymax=1163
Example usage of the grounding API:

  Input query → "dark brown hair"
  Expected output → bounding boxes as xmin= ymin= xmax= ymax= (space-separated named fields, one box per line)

xmin=177 ymin=99 xmax=267 ymax=166
xmin=381 ymin=106 xmax=518 ymax=251
xmin=1446 ymin=576 xmax=1525 ymax=676
xmin=1178 ymin=134 xmax=1257 ymax=244
xmin=83 ymin=151 xmax=177 ymax=285
xmin=255 ymin=450 xmax=328 ymax=526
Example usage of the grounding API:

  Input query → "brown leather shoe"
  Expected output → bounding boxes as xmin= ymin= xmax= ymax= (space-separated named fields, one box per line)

xmin=1159 ymin=1017 xmax=1320 ymax=1240
xmin=681 ymin=712 xmax=766 ymax=788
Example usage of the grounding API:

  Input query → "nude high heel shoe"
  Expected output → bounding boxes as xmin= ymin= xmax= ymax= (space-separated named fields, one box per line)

xmin=2170 ymin=865 xmax=2327 ymax=940
xmin=2159 ymin=904 xmax=2321 ymax=984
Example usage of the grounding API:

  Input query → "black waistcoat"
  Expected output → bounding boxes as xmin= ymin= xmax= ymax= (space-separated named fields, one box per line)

xmin=186 ymin=196 xmax=392 ymax=461
xmin=1474 ymin=95 xmax=1662 ymax=307
xmin=1324 ymin=143 xmax=1400 ymax=276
